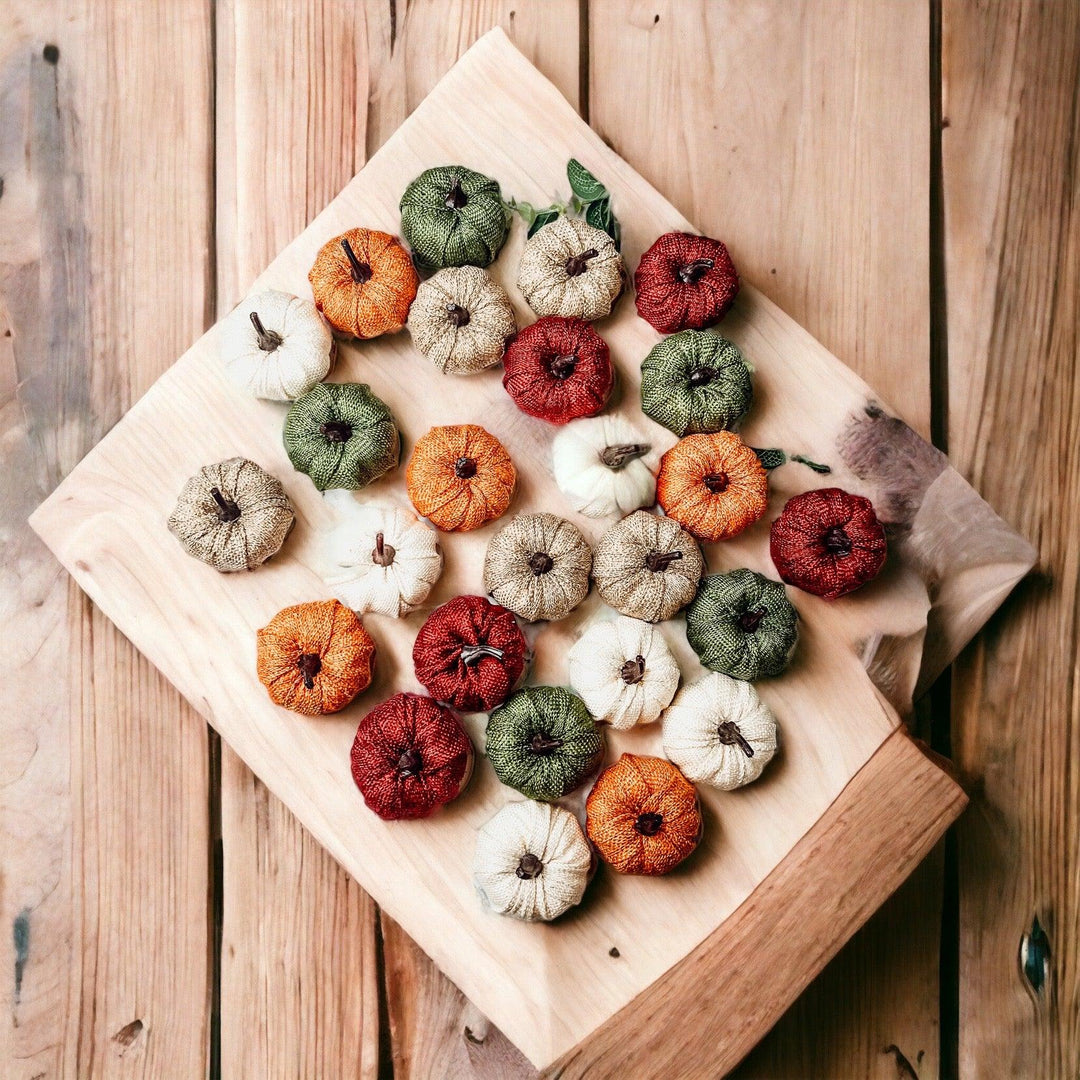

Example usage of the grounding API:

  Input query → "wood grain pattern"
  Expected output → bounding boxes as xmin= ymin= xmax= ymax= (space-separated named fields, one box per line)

xmin=0 ymin=2 xmax=213 ymax=1076
xmin=942 ymin=2 xmax=1080 ymax=1076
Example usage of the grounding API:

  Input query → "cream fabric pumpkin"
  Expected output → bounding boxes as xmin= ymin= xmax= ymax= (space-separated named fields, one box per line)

xmin=662 ymin=673 xmax=778 ymax=790
xmin=517 ymin=216 xmax=624 ymax=321
xmin=551 ymin=415 xmax=661 ymax=518
xmin=568 ymin=615 xmax=680 ymax=729
xmin=473 ymin=800 xmax=591 ymax=921
xmin=221 ymin=289 xmax=334 ymax=401
xmin=318 ymin=496 xmax=442 ymax=618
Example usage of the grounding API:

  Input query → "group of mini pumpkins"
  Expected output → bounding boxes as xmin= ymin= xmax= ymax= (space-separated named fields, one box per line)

xmin=167 ymin=162 xmax=889 ymax=925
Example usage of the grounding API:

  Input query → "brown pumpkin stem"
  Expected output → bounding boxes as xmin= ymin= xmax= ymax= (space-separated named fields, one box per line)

xmin=528 ymin=551 xmax=554 ymax=576
xmin=516 ymin=853 xmax=543 ymax=880
xmin=549 ymin=353 xmax=578 ymax=379
xmin=738 ymin=608 xmax=767 ymax=633
xmin=320 ymin=420 xmax=353 ymax=443
xmin=601 ymin=443 xmax=651 ymax=469
xmin=529 ymin=732 xmax=563 ymax=755
xmin=209 ymin=487 xmax=241 ymax=522
xmin=644 ymin=549 xmax=684 ymax=572
xmin=687 ymin=366 xmax=714 ymax=388
xmin=340 ymin=238 xmax=372 ymax=284
xmin=444 ymin=177 xmax=467 ymax=209
xmin=249 ymin=311 xmax=283 ymax=351
xmin=717 ymin=720 xmax=755 ymax=759
xmin=460 ymin=643 xmax=505 ymax=665
xmin=634 ymin=811 xmax=663 ymax=837
xmin=454 ymin=456 xmax=477 ymax=479
xmin=446 ymin=303 xmax=470 ymax=327
xmin=296 ymin=652 xmax=322 ymax=690
xmin=621 ymin=655 xmax=646 ymax=684
xmin=371 ymin=531 xmax=396 ymax=566
xmin=396 ymin=746 xmax=423 ymax=777
xmin=565 ymin=248 xmax=599 ymax=277
xmin=703 ymin=471 xmax=729 ymax=493
xmin=678 ymin=258 xmax=715 ymax=284
xmin=823 ymin=525 xmax=853 ymax=557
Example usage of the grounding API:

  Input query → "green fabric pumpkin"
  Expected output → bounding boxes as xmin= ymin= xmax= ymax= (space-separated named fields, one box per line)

xmin=399 ymin=165 xmax=509 ymax=271
xmin=640 ymin=329 xmax=753 ymax=436
xmin=485 ymin=686 xmax=604 ymax=801
xmin=283 ymin=382 xmax=399 ymax=491
xmin=684 ymin=569 xmax=798 ymax=680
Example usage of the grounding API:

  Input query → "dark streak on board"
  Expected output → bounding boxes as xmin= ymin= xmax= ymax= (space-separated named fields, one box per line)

xmin=13 ymin=908 xmax=30 ymax=1005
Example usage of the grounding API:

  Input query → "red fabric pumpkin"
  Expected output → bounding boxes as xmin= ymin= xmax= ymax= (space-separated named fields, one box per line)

xmin=412 ymin=595 xmax=528 ymax=712
xmin=634 ymin=232 xmax=740 ymax=334
xmin=502 ymin=316 xmax=614 ymax=424
xmin=770 ymin=487 xmax=887 ymax=600
xmin=350 ymin=692 xmax=473 ymax=820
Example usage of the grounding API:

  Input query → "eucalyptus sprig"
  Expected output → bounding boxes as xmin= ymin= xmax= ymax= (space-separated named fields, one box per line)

xmin=503 ymin=159 xmax=622 ymax=249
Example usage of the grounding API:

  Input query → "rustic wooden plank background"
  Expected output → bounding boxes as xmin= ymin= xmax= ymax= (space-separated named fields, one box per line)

xmin=1 ymin=1 xmax=1073 ymax=1077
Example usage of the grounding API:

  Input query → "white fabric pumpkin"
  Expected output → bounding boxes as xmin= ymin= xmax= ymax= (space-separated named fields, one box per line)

xmin=318 ymin=498 xmax=442 ymax=618
xmin=221 ymin=289 xmax=334 ymax=401
xmin=662 ymin=673 xmax=778 ymax=790
xmin=568 ymin=615 xmax=680 ymax=729
xmin=551 ymin=415 xmax=661 ymax=519
xmin=473 ymin=800 xmax=591 ymax=922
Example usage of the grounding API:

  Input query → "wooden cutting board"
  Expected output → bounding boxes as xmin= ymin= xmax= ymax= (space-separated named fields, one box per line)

xmin=29 ymin=29 xmax=1034 ymax=1074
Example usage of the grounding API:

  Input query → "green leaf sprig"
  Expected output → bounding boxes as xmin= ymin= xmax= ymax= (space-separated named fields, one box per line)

xmin=503 ymin=159 xmax=622 ymax=248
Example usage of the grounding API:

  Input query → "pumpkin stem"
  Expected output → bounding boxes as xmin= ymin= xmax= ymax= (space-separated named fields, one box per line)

xmin=371 ymin=531 xmax=396 ymax=566
xmin=453 ymin=456 xmax=477 ymax=479
xmin=634 ymin=811 xmax=663 ymax=837
xmin=528 ymin=551 xmax=554 ymax=576
xmin=823 ymin=525 xmax=853 ymax=557
xmin=678 ymin=258 xmax=715 ymax=284
xmin=717 ymin=720 xmax=755 ymax=759
xmin=549 ymin=353 xmax=578 ymax=380
xmin=208 ymin=487 xmax=241 ymax=522
xmin=444 ymin=177 xmax=468 ymax=209
xmin=340 ymin=238 xmax=372 ymax=284
xmin=703 ymin=471 xmax=729 ymax=494
xmin=737 ymin=608 xmax=767 ymax=633
xmin=249 ymin=311 xmax=283 ymax=352
xmin=644 ymin=549 xmax=684 ymax=572
xmin=396 ymin=746 xmax=423 ymax=777
xmin=565 ymin=248 xmax=599 ymax=277
xmin=621 ymin=655 xmax=646 ymax=684
xmin=528 ymin=732 xmax=563 ymax=755
xmin=296 ymin=652 xmax=322 ymax=690
xmin=600 ymin=443 xmax=650 ymax=469
xmin=687 ymin=366 xmax=714 ymax=388
xmin=460 ymin=643 xmax=505 ymax=665
xmin=319 ymin=420 xmax=353 ymax=443
xmin=446 ymin=303 xmax=470 ymax=327
xmin=516 ymin=853 xmax=544 ymax=880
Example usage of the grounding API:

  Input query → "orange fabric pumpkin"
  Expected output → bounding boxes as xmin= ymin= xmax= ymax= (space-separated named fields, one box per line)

xmin=309 ymin=227 xmax=419 ymax=339
xmin=406 ymin=424 xmax=517 ymax=532
xmin=656 ymin=431 xmax=768 ymax=541
xmin=585 ymin=753 xmax=702 ymax=875
xmin=257 ymin=599 xmax=375 ymax=715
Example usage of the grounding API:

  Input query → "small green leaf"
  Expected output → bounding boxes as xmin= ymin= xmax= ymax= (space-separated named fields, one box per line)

xmin=567 ymin=158 xmax=608 ymax=202
xmin=585 ymin=195 xmax=621 ymax=250
xmin=752 ymin=448 xmax=788 ymax=470
xmin=791 ymin=454 xmax=832 ymax=474
xmin=528 ymin=208 xmax=561 ymax=237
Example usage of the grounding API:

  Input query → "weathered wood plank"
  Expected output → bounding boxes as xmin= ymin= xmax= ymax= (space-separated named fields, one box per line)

xmin=0 ymin=2 xmax=214 ymax=1076
xmin=588 ymin=2 xmax=941 ymax=1076
xmin=214 ymin=1 xmax=381 ymax=1076
xmin=942 ymin=1 xmax=1080 ymax=1075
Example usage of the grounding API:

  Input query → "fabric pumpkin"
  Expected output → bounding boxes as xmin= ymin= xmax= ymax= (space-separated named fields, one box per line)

xmin=483 ymin=512 xmax=592 ymax=622
xmin=474 ymin=800 xmax=592 ymax=922
xmin=486 ymin=686 xmax=604 ymax=801
xmin=662 ymin=673 xmax=778 ymax=790
xmin=283 ymin=382 xmax=399 ymax=491
xmin=591 ymin=510 xmax=704 ymax=622
xmin=585 ymin=754 xmax=702 ymax=875
xmin=770 ymin=487 xmax=888 ymax=599
xmin=399 ymin=165 xmax=509 ymax=271
xmin=256 ymin=599 xmax=375 ymax=716
xmin=640 ymin=329 xmax=753 ymax=436
xmin=684 ymin=569 xmax=799 ymax=680
xmin=550 ymin=414 xmax=660 ymax=519
xmin=220 ymin=289 xmax=334 ymax=401
xmin=308 ymin=228 xmax=418 ymax=339
xmin=168 ymin=457 xmax=294 ymax=573
xmin=634 ymin=231 xmax=740 ymax=333
xmin=656 ymin=431 xmax=768 ymax=541
xmin=407 ymin=265 xmax=517 ymax=375
xmin=412 ymin=595 xmax=528 ymax=712
xmin=318 ymin=499 xmax=442 ymax=618
xmin=502 ymin=316 xmax=614 ymax=424
xmin=350 ymin=692 xmax=473 ymax=820
xmin=405 ymin=424 xmax=516 ymax=532
xmin=567 ymin=615 xmax=680 ymax=729
xmin=517 ymin=216 xmax=624 ymax=321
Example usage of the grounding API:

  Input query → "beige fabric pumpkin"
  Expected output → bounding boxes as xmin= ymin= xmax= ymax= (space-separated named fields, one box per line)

xmin=407 ymin=266 xmax=517 ymax=375
xmin=592 ymin=510 xmax=704 ymax=622
xmin=221 ymin=289 xmax=334 ymax=401
xmin=517 ymin=216 xmax=624 ymax=321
